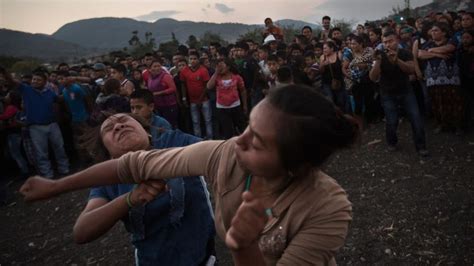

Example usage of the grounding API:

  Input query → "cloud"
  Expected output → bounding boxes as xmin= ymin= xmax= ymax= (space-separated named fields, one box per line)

xmin=215 ymin=3 xmax=235 ymax=14
xmin=135 ymin=10 xmax=180 ymax=22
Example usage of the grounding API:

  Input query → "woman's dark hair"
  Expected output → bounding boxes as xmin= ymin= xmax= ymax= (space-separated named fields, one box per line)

xmin=266 ymin=85 xmax=359 ymax=173
xmin=419 ymin=21 xmax=433 ymax=41
xmin=103 ymin=78 xmax=121 ymax=95
xmin=324 ymin=41 xmax=337 ymax=51
xmin=81 ymin=113 xmax=151 ymax=163
xmin=433 ymin=22 xmax=452 ymax=38
xmin=369 ymin=28 xmax=382 ymax=37
xmin=351 ymin=35 xmax=365 ymax=46
xmin=218 ymin=58 xmax=239 ymax=74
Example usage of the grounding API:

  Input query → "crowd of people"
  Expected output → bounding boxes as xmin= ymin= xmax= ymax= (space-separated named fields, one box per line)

xmin=0 ymin=9 xmax=473 ymax=266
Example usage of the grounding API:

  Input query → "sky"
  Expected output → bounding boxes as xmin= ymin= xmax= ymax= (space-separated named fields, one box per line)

xmin=0 ymin=0 xmax=433 ymax=35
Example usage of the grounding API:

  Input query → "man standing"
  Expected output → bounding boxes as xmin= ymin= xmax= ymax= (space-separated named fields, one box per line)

xmin=369 ymin=31 xmax=429 ymax=157
xmin=263 ymin=18 xmax=284 ymax=42
xmin=180 ymin=52 xmax=213 ymax=139
xmin=57 ymin=71 xmax=90 ymax=162
xmin=320 ymin=16 xmax=332 ymax=41
xmin=19 ymin=71 xmax=69 ymax=178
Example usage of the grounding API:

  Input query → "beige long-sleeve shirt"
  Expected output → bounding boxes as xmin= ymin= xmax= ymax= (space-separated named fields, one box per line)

xmin=117 ymin=138 xmax=352 ymax=265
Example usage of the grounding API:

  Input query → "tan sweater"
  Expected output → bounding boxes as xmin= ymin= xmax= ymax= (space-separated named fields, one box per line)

xmin=117 ymin=138 xmax=352 ymax=265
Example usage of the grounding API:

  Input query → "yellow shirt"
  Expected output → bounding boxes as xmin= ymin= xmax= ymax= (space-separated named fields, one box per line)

xmin=117 ymin=138 xmax=352 ymax=265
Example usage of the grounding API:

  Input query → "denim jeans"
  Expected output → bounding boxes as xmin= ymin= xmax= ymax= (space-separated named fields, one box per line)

xmin=322 ymin=83 xmax=350 ymax=113
xmin=29 ymin=123 xmax=69 ymax=178
xmin=381 ymin=92 xmax=427 ymax=151
xmin=190 ymin=100 xmax=213 ymax=139
xmin=7 ymin=133 xmax=29 ymax=174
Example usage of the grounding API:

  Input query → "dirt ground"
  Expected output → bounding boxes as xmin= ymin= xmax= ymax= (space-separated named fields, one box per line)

xmin=0 ymin=119 xmax=473 ymax=265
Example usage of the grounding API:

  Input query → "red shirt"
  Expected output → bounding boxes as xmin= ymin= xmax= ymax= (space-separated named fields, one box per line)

xmin=215 ymin=74 xmax=245 ymax=107
xmin=180 ymin=66 xmax=210 ymax=104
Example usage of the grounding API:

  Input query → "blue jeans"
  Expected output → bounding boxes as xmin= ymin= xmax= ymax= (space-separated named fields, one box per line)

xmin=381 ymin=92 xmax=427 ymax=151
xmin=7 ymin=133 xmax=29 ymax=174
xmin=322 ymin=83 xmax=350 ymax=113
xmin=190 ymin=100 xmax=213 ymax=139
xmin=29 ymin=123 xmax=69 ymax=178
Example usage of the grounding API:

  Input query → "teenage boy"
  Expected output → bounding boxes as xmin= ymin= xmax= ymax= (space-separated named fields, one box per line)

xmin=180 ymin=52 xmax=213 ymax=139
xmin=129 ymin=89 xmax=171 ymax=142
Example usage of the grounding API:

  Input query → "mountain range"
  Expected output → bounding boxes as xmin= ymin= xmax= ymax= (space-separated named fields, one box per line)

xmin=0 ymin=18 xmax=319 ymax=61
xmin=1 ymin=0 xmax=471 ymax=61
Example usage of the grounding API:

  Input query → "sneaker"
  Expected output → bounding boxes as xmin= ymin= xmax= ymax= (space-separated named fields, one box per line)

xmin=418 ymin=149 xmax=430 ymax=158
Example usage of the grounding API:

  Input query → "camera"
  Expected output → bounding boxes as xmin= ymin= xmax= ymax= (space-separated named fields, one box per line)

xmin=374 ymin=49 xmax=387 ymax=57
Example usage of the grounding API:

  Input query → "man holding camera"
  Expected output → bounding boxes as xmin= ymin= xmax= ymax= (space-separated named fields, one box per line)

xmin=370 ymin=30 xmax=429 ymax=157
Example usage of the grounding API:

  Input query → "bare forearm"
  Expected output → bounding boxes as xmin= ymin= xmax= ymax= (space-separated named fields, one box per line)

xmin=207 ymin=73 xmax=217 ymax=90
xmin=429 ymin=44 xmax=455 ymax=54
xmin=231 ymin=242 xmax=266 ymax=266
xmin=417 ymin=50 xmax=437 ymax=60
xmin=73 ymin=196 xmax=129 ymax=244
xmin=397 ymin=59 xmax=415 ymax=74
xmin=369 ymin=61 xmax=381 ymax=82
xmin=55 ymin=160 xmax=122 ymax=195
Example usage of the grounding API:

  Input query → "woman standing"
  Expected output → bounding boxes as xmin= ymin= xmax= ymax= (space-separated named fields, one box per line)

xmin=207 ymin=58 xmax=248 ymax=139
xmin=320 ymin=41 xmax=348 ymax=112
xmin=418 ymin=22 xmax=464 ymax=134
xmin=147 ymin=59 xmax=178 ymax=128
xmin=21 ymin=85 xmax=358 ymax=265
xmin=345 ymin=35 xmax=376 ymax=127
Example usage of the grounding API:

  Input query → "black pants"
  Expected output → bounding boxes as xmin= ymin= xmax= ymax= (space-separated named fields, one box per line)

xmin=352 ymin=81 xmax=377 ymax=123
xmin=217 ymin=106 xmax=246 ymax=139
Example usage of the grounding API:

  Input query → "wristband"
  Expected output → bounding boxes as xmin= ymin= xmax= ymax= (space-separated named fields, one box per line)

xmin=126 ymin=191 xmax=135 ymax=208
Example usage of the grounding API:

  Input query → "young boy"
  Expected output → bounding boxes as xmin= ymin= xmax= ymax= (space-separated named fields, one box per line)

xmin=129 ymin=89 xmax=171 ymax=142
xmin=266 ymin=55 xmax=280 ymax=92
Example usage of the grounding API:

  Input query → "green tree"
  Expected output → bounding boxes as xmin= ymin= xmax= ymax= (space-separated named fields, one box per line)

xmin=0 ymin=56 xmax=23 ymax=70
xmin=200 ymin=31 xmax=228 ymax=47
xmin=238 ymin=28 xmax=263 ymax=44
xmin=282 ymin=26 xmax=299 ymax=43
xmin=333 ymin=19 xmax=355 ymax=37
xmin=10 ymin=60 xmax=41 ymax=75
xmin=158 ymin=32 xmax=180 ymax=59
xmin=127 ymin=31 xmax=156 ymax=58
xmin=186 ymin=35 xmax=202 ymax=49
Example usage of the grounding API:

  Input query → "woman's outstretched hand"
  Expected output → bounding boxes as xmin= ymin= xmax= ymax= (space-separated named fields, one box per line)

xmin=130 ymin=180 xmax=168 ymax=206
xmin=20 ymin=176 xmax=59 ymax=202
xmin=225 ymin=191 xmax=269 ymax=250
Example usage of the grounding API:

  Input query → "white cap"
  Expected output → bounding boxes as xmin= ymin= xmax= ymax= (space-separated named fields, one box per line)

xmin=263 ymin=34 xmax=276 ymax=45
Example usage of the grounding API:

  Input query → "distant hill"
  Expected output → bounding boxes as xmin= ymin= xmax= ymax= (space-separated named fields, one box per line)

xmin=51 ymin=18 xmax=320 ymax=50
xmin=413 ymin=0 xmax=474 ymax=16
xmin=0 ymin=28 xmax=102 ymax=61
xmin=274 ymin=19 xmax=320 ymax=30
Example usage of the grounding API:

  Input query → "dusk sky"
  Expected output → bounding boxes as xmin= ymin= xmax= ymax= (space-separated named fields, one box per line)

xmin=1 ymin=0 xmax=433 ymax=34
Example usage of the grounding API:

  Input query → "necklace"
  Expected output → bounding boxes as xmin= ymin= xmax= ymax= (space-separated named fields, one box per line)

xmin=245 ymin=174 xmax=274 ymax=217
